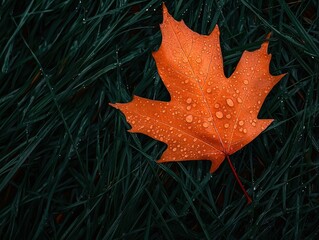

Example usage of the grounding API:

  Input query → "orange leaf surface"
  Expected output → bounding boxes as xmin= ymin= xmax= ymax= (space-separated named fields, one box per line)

xmin=110 ymin=5 xmax=284 ymax=174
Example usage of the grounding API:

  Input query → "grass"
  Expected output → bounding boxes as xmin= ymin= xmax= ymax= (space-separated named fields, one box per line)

xmin=0 ymin=0 xmax=318 ymax=239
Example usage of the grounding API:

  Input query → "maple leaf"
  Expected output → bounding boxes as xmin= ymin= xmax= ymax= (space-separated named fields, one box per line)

xmin=110 ymin=5 xmax=285 ymax=202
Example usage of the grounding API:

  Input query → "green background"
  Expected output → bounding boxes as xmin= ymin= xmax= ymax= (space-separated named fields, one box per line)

xmin=0 ymin=0 xmax=318 ymax=239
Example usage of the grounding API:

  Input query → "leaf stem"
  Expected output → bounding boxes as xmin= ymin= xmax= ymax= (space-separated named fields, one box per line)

xmin=226 ymin=155 xmax=252 ymax=204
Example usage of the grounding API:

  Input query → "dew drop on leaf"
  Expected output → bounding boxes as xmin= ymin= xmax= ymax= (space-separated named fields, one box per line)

xmin=186 ymin=115 xmax=193 ymax=123
xmin=226 ymin=99 xmax=234 ymax=107
xmin=216 ymin=111 xmax=223 ymax=118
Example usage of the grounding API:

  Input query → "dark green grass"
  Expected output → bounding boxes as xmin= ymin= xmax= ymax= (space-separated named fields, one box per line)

xmin=0 ymin=0 xmax=318 ymax=239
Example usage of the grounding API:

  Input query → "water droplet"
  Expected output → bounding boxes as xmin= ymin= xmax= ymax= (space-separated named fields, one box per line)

xmin=214 ymin=103 xmax=220 ymax=108
xmin=239 ymin=120 xmax=244 ymax=126
xmin=186 ymin=115 xmax=193 ymax=123
xmin=237 ymin=97 xmax=243 ymax=103
xmin=226 ymin=114 xmax=231 ymax=119
xmin=244 ymin=80 xmax=249 ymax=85
xmin=226 ymin=98 xmax=234 ymax=107
xmin=203 ymin=122 xmax=209 ymax=128
xmin=183 ymin=138 xmax=187 ymax=141
xmin=186 ymin=106 xmax=191 ymax=110
xmin=186 ymin=98 xmax=192 ymax=104
xmin=243 ymin=128 xmax=247 ymax=133
xmin=172 ymin=148 xmax=177 ymax=151
xmin=146 ymin=117 xmax=150 ymax=120
xmin=252 ymin=122 xmax=256 ymax=126
xmin=196 ymin=58 xmax=202 ymax=63
xmin=206 ymin=88 xmax=212 ymax=93
xmin=224 ymin=123 xmax=229 ymax=128
xmin=216 ymin=111 xmax=223 ymax=119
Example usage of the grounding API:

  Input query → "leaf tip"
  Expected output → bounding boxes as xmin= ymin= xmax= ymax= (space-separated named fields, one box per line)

xmin=162 ymin=3 xmax=168 ymax=15
xmin=209 ymin=158 xmax=224 ymax=173
xmin=265 ymin=32 xmax=272 ymax=41
xmin=109 ymin=102 xmax=118 ymax=109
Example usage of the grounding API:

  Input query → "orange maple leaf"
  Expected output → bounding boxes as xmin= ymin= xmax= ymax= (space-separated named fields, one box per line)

xmin=110 ymin=5 xmax=285 ymax=202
